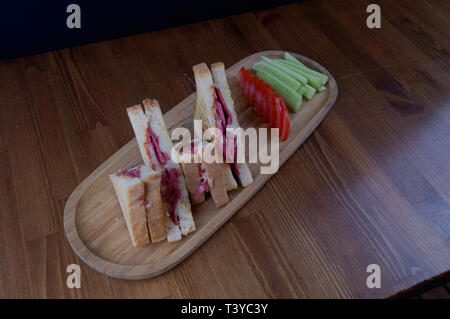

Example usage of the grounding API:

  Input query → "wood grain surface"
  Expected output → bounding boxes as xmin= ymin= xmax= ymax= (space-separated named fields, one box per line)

xmin=0 ymin=0 xmax=449 ymax=298
xmin=63 ymin=51 xmax=337 ymax=280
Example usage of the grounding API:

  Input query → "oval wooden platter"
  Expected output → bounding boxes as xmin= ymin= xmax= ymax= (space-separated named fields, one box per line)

xmin=64 ymin=51 xmax=338 ymax=280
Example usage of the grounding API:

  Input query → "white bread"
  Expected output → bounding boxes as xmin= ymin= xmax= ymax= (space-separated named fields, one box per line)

xmin=202 ymin=161 xmax=229 ymax=207
xmin=181 ymin=145 xmax=204 ymax=206
xmin=193 ymin=63 xmax=216 ymax=130
xmin=127 ymin=100 xmax=195 ymax=241
xmin=193 ymin=63 xmax=238 ymax=191
xmin=182 ymin=162 xmax=204 ymax=205
xmin=177 ymin=139 xmax=205 ymax=205
xmin=109 ymin=169 xmax=150 ymax=247
xmin=140 ymin=166 xmax=166 ymax=243
xmin=127 ymin=104 xmax=156 ymax=168
xmin=211 ymin=62 xmax=253 ymax=187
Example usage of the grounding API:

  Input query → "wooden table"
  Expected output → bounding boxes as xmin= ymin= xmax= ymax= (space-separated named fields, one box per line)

xmin=0 ymin=0 xmax=448 ymax=298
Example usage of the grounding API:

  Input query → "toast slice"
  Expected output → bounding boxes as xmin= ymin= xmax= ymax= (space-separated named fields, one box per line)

xmin=127 ymin=100 xmax=195 ymax=241
xmin=180 ymin=144 xmax=205 ymax=205
xmin=182 ymin=162 xmax=205 ymax=205
xmin=109 ymin=167 xmax=150 ymax=247
xmin=140 ymin=166 xmax=166 ymax=243
xmin=211 ymin=62 xmax=253 ymax=187
xmin=193 ymin=63 xmax=238 ymax=191
xmin=201 ymin=161 xmax=229 ymax=207
xmin=180 ymin=139 xmax=229 ymax=208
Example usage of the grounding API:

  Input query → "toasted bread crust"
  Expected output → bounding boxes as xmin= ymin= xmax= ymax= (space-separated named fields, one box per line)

xmin=210 ymin=62 xmax=225 ymax=71
xmin=127 ymin=104 xmax=144 ymax=114
xmin=193 ymin=63 xmax=212 ymax=78
xmin=142 ymin=98 xmax=160 ymax=112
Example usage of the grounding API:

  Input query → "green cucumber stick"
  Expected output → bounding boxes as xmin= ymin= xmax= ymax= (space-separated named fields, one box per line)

xmin=317 ymin=86 xmax=326 ymax=92
xmin=284 ymin=52 xmax=306 ymax=67
xmin=260 ymin=56 xmax=307 ymax=84
xmin=297 ymin=84 xmax=316 ymax=100
xmin=256 ymin=71 xmax=302 ymax=112
xmin=284 ymin=52 xmax=325 ymax=76
xmin=282 ymin=58 xmax=328 ymax=85
xmin=277 ymin=60 xmax=323 ymax=89
xmin=276 ymin=59 xmax=322 ymax=83
xmin=252 ymin=62 xmax=301 ymax=91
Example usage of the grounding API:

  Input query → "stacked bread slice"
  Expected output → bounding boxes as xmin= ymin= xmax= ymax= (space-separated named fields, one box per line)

xmin=127 ymin=99 xmax=195 ymax=242
xmin=109 ymin=165 xmax=165 ymax=247
xmin=181 ymin=62 xmax=253 ymax=209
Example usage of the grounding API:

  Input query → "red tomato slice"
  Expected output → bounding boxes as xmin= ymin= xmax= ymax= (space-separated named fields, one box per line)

xmin=244 ymin=71 xmax=252 ymax=101
xmin=270 ymin=95 xmax=281 ymax=128
xmin=277 ymin=97 xmax=287 ymax=136
xmin=275 ymin=96 xmax=284 ymax=129
xmin=238 ymin=68 xmax=245 ymax=85
xmin=262 ymin=83 xmax=271 ymax=123
xmin=280 ymin=107 xmax=290 ymax=141
xmin=238 ymin=68 xmax=249 ymax=100
xmin=238 ymin=68 xmax=246 ymax=97
xmin=248 ymin=79 xmax=256 ymax=108
xmin=255 ymin=80 xmax=264 ymax=116
xmin=252 ymin=77 xmax=260 ymax=107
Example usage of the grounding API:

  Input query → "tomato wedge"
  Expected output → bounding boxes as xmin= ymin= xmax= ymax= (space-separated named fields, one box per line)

xmin=280 ymin=106 xmax=290 ymax=142
xmin=271 ymin=95 xmax=282 ymax=129
xmin=238 ymin=67 xmax=290 ymax=141
xmin=255 ymin=80 xmax=264 ymax=117
xmin=238 ymin=69 xmax=247 ymax=99
xmin=262 ymin=83 xmax=271 ymax=123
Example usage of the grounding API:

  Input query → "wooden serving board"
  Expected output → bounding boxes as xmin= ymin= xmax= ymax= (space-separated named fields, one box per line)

xmin=63 ymin=51 xmax=338 ymax=280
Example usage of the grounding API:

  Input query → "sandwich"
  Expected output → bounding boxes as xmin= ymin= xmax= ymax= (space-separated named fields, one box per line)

xmin=193 ymin=62 xmax=253 ymax=189
xmin=210 ymin=62 xmax=253 ymax=187
xmin=180 ymin=140 xmax=229 ymax=207
xmin=127 ymin=99 xmax=195 ymax=242
xmin=109 ymin=165 xmax=166 ymax=247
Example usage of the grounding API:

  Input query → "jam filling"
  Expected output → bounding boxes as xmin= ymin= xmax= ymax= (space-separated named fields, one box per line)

xmin=162 ymin=168 xmax=181 ymax=225
xmin=145 ymin=126 xmax=181 ymax=225
xmin=144 ymin=126 xmax=170 ymax=168
xmin=214 ymin=87 xmax=239 ymax=177
xmin=117 ymin=166 xmax=141 ymax=178
xmin=194 ymin=167 xmax=210 ymax=200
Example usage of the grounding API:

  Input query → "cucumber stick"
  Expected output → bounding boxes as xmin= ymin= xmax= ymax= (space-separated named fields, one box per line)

xmin=284 ymin=52 xmax=305 ymax=67
xmin=317 ymin=86 xmax=326 ymax=93
xmin=261 ymin=56 xmax=307 ymax=84
xmin=255 ymin=71 xmax=302 ymax=112
xmin=252 ymin=62 xmax=301 ymax=91
xmin=276 ymin=60 xmax=323 ymax=89
xmin=297 ymin=84 xmax=316 ymax=100
xmin=282 ymin=56 xmax=328 ymax=85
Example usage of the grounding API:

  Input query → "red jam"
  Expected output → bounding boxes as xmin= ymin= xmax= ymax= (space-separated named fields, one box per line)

xmin=144 ymin=126 xmax=170 ymax=168
xmin=214 ymin=87 xmax=239 ymax=177
xmin=117 ymin=166 xmax=141 ymax=178
xmin=162 ymin=168 xmax=181 ymax=225
xmin=194 ymin=167 xmax=210 ymax=200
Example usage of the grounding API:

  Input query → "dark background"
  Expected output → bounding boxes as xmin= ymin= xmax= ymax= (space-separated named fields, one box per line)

xmin=0 ymin=0 xmax=298 ymax=61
